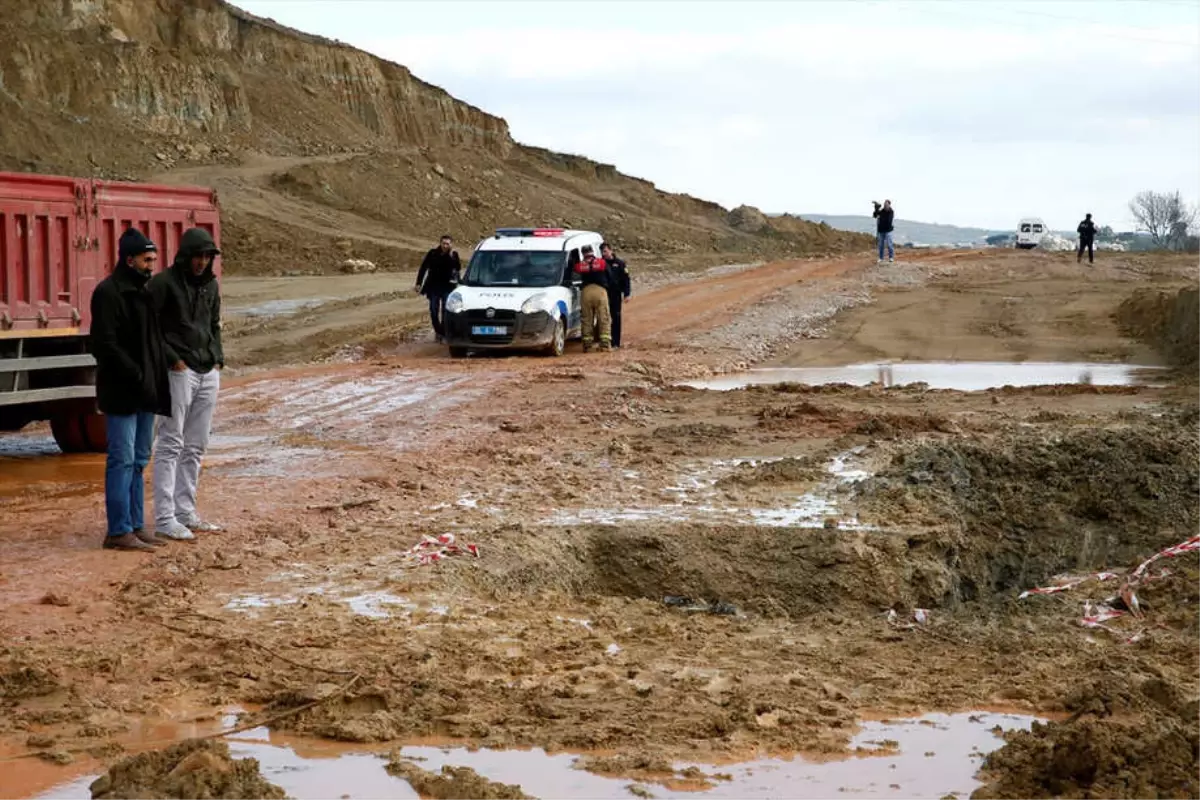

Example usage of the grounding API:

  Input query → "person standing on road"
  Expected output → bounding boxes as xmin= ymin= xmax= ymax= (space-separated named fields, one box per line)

xmin=91 ymin=229 xmax=173 ymax=552
xmin=574 ymin=244 xmax=612 ymax=352
xmin=873 ymin=200 xmax=895 ymax=264
xmin=600 ymin=243 xmax=630 ymax=349
xmin=1076 ymin=213 xmax=1098 ymax=265
xmin=148 ymin=228 xmax=225 ymax=541
xmin=415 ymin=235 xmax=461 ymax=343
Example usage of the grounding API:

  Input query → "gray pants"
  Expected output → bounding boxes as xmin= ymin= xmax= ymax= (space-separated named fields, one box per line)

xmin=153 ymin=367 xmax=220 ymax=529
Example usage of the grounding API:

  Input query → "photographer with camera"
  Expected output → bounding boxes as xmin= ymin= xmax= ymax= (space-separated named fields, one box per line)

xmin=872 ymin=200 xmax=895 ymax=265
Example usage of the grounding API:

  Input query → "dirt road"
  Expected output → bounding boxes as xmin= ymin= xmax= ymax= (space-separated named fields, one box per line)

xmin=1 ymin=248 xmax=1196 ymax=799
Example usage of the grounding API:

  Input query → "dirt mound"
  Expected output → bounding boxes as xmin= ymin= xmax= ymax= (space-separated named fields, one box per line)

xmin=717 ymin=458 xmax=824 ymax=486
xmin=651 ymin=423 xmax=737 ymax=442
xmin=857 ymin=413 xmax=1198 ymax=597
xmin=88 ymin=739 xmax=286 ymax=800
xmin=973 ymin=677 xmax=1199 ymax=799
xmin=466 ymin=524 xmax=959 ymax=616
xmin=755 ymin=401 xmax=845 ymax=431
xmin=851 ymin=412 xmax=955 ymax=438
xmin=0 ymin=656 xmax=59 ymax=700
xmin=1116 ymin=287 xmax=1199 ymax=370
xmin=385 ymin=759 xmax=532 ymax=800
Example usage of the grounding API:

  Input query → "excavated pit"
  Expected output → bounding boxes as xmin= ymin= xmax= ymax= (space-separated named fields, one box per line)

xmin=468 ymin=409 xmax=1198 ymax=617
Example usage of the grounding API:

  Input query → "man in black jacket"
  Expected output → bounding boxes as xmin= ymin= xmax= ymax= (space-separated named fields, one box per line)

xmin=601 ymin=243 xmax=631 ymax=348
xmin=1077 ymin=213 xmax=1098 ymax=265
xmin=872 ymin=200 xmax=895 ymax=264
xmin=148 ymin=228 xmax=224 ymax=541
xmin=91 ymin=229 xmax=172 ymax=552
xmin=415 ymin=235 xmax=461 ymax=343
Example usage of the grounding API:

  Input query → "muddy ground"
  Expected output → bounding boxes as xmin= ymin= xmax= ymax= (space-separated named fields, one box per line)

xmin=0 ymin=248 xmax=1196 ymax=799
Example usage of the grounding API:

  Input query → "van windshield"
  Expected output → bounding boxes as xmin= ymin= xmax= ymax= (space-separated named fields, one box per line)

xmin=462 ymin=250 xmax=566 ymax=288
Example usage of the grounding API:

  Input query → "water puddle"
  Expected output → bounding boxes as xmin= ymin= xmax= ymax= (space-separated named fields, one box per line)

xmin=549 ymin=451 xmax=874 ymax=529
xmin=680 ymin=361 xmax=1166 ymax=391
xmin=223 ymin=582 xmax=449 ymax=621
xmin=30 ymin=711 xmax=1041 ymax=799
xmin=0 ymin=434 xmax=101 ymax=499
xmin=224 ymin=371 xmax=483 ymax=448
xmin=0 ymin=433 xmax=62 ymax=459
xmin=227 ymin=298 xmax=327 ymax=319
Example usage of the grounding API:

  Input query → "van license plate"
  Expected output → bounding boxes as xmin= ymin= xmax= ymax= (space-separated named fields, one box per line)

xmin=472 ymin=325 xmax=508 ymax=335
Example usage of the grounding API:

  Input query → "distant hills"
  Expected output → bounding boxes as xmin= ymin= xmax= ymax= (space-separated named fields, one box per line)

xmin=792 ymin=214 xmax=1005 ymax=246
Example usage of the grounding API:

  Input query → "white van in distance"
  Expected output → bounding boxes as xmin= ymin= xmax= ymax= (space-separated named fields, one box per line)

xmin=1016 ymin=218 xmax=1047 ymax=249
xmin=443 ymin=228 xmax=604 ymax=358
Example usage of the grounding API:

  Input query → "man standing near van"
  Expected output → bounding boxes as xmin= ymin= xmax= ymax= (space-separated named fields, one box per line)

xmin=1076 ymin=213 xmax=1098 ymax=265
xmin=91 ymin=229 xmax=172 ymax=551
xmin=873 ymin=200 xmax=895 ymax=264
xmin=416 ymin=235 xmax=461 ymax=343
xmin=574 ymin=244 xmax=612 ymax=352
xmin=148 ymin=228 xmax=224 ymax=541
xmin=601 ymin=243 xmax=630 ymax=349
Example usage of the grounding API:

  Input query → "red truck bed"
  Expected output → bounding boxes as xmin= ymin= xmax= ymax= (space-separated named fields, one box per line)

xmin=0 ymin=172 xmax=220 ymax=335
xmin=0 ymin=172 xmax=221 ymax=450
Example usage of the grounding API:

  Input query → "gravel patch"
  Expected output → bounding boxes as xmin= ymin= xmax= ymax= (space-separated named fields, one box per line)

xmin=693 ymin=260 xmax=947 ymax=372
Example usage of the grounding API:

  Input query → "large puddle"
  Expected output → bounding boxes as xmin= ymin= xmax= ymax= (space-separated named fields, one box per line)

xmin=0 ymin=433 xmax=100 ymax=499
xmin=680 ymin=361 xmax=1165 ymax=391
xmin=30 ymin=711 xmax=1040 ymax=799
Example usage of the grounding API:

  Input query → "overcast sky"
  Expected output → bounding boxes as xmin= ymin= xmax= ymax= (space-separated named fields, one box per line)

xmin=237 ymin=0 xmax=1199 ymax=231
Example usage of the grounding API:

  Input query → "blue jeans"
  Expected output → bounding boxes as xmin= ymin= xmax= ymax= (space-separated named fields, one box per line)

xmin=877 ymin=232 xmax=894 ymax=261
xmin=427 ymin=292 xmax=448 ymax=337
xmin=105 ymin=412 xmax=155 ymax=536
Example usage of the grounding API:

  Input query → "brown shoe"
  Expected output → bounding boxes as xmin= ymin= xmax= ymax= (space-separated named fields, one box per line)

xmin=102 ymin=533 xmax=156 ymax=552
xmin=133 ymin=529 xmax=168 ymax=548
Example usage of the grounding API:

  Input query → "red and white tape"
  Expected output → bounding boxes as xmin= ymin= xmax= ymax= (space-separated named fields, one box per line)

xmin=400 ymin=532 xmax=481 ymax=568
xmin=1018 ymin=535 xmax=1199 ymax=638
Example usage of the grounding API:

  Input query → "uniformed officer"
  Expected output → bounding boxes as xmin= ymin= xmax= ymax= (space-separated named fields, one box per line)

xmin=601 ymin=243 xmax=630 ymax=348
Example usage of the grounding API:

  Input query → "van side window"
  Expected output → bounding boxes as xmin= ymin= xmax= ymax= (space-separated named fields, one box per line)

xmin=565 ymin=249 xmax=581 ymax=285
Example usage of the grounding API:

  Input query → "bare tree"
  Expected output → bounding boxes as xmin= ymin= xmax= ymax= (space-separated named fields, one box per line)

xmin=1129 ymin=190 xmax=1197 ymax=250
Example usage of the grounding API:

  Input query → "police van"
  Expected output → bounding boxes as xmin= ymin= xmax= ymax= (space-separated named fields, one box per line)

xmin=443 ymin=228 xmax=604 ymax=357
xmin=1016 ymin=217 xmax=1046 ymax=249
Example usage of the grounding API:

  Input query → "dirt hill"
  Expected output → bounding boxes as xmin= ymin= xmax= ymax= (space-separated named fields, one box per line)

xmin=0 ymin=0 xmax=869 ymax=275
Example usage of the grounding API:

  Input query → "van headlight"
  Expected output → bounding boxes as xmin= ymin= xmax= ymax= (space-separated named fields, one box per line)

xmin=520 ymin=293 xmax=551 ymax=315
xmin=445 ymin=292 xmax=464 ymax=314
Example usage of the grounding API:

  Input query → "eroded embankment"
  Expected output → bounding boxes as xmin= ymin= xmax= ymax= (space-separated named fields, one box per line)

xmin=1116 ymin=286 xmax=1199 ymax=372
xmin=457 ymin=409 xmax=1197 ymax=618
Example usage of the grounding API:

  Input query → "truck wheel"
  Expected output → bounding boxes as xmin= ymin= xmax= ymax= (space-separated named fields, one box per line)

xmin=449 ymin=346 xmax=468 ymax=359
xmin=544 ymin=318 xmax=566 ymax=357
xmin=80 ymin=412 xmax=108 ymax=452
xmin=51 ymin=412 xmax=107 ymax=454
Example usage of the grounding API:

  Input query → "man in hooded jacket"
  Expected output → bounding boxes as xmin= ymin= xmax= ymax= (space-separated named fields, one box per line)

xmin=148 ymin=228 xmax=225 ymax=541
xmin=90 ymin=229 xmax=173 ymax=551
